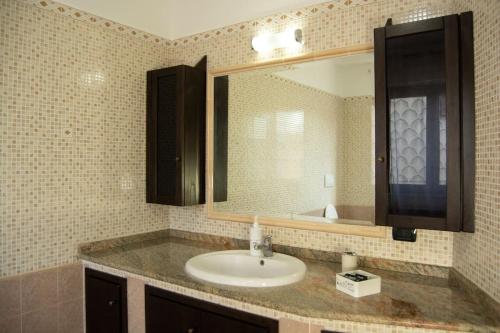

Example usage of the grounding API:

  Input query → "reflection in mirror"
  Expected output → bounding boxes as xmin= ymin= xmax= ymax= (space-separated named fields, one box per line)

xmin=213 ymin=53 xmax=375 ymax=226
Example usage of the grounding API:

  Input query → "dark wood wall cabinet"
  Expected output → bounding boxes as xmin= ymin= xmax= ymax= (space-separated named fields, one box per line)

xmin=147 ymin=56 xmax=207 ymax=206
xmin=374 ymin=12 xmax=475 ymax=232
xmin=145 ymin=285 xmax=279 ymax=333
xmin=85 ymin=268 xmax=128 ymax=333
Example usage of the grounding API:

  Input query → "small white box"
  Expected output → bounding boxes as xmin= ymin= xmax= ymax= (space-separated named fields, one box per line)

xmin=336 ymin=270 xmax=381 ymax=298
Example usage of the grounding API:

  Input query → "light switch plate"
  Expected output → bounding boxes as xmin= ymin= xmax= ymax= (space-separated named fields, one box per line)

xmin=324 ymin=174 xmax=334 ymax=188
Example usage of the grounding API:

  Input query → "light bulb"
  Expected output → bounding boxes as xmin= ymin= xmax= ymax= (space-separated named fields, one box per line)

xmin=251 ymin=28 xmax=303 ymax=53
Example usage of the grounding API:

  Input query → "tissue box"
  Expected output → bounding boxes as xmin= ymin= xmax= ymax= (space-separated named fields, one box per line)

xmin=335 ymin=270 xmax=381 ymax=297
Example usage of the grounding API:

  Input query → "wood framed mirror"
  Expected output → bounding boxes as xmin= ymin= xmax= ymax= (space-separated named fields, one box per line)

xmin=206 ymin=44 xmax=386 ymax=238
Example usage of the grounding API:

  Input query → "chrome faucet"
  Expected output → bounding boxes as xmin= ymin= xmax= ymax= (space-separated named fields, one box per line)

xmin=255 ymin=235 xmax=273 ymax=257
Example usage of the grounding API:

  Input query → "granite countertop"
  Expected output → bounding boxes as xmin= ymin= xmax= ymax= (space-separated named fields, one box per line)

xmin=78 ymin=231 xmax=499 ymax=332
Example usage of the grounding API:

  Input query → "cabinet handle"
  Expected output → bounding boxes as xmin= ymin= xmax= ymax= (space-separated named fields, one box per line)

xmin=376 ymin=156 xmax=385 ymax=163
xmin=175 ymin=156 xmax=181 ymax=162
xmin=186 ymin=329 xmax=195 ymax=333
xmin=108 ymin=300 xmax=115 ymax=306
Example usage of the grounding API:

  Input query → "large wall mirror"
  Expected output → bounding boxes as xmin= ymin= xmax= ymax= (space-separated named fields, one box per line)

xmin=207 ymin=46 xmax=386 ymax=238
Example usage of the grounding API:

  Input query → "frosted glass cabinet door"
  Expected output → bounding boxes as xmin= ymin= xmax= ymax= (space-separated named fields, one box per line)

xmin=374 ymin=13 xmax=475 ymax=232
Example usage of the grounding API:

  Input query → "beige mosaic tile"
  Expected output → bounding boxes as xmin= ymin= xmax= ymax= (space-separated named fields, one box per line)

xmin=343 ymin=96 xmax=375 ymax=206
xmin=18 ymin=0 xmax=172 ymax=46
xmin=169 ymin=205 xmax=453 ymax=266
xmin=0 ymin=0 xmax=170 ymax=277
xmin=452 ymin=0 xmax=500 ymax=304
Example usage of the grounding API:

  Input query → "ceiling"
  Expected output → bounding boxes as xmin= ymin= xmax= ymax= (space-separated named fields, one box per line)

xmin=56 ymin=0 xmax=330 ymax=40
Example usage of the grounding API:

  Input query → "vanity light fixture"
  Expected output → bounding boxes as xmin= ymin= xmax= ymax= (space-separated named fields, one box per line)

xmin=251 ymin=28 xmax=303 ymax=53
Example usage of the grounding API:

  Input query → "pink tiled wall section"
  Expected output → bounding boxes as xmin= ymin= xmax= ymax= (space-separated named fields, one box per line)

xmin=452 ymin=0 xmax=500 ymax=304
xmin=0 ymin=0 xmax=170 ymax=277
xmin=168 ymin=0 xmax=466 ymax=268
xmin=0 ymin=263 xmax=84 ymax=333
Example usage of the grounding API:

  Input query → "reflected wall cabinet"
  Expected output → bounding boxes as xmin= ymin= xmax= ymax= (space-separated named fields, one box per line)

xmin=374 ymin=13 xmax=475 ymax=232
xmin=147 ymin=57 xmax=207 ymax=206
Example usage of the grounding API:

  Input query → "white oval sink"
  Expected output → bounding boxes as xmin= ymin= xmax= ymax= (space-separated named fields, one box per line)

xmin=185 ymin=250 xmax=306 ymax=287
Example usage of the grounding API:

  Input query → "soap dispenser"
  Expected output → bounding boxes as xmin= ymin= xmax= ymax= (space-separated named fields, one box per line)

xmin=249 ymin=216 xmax=262 ymax=256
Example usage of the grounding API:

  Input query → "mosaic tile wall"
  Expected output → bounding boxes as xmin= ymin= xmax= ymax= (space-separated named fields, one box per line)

xmin=214 ymin=73 xmax=346 ymax=218
xmin=2 ymin=0 xmax=498 ymax=305
xmin=168 ymin=0 xmax=463 ymax=269
xmin=452 ymin=0 xmax=500 ymax=303
xmin=0 ymin=0 xmax=171 ymax=277
xmin=342 ymin=96 xmax=375 ymax=206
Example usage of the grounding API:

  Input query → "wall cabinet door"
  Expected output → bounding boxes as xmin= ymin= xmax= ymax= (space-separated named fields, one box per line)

xmin=147 ymin=57 xmax=206 ymax=206
xmin=85 ymin=269 xmax=128 ymax=333
xmin=145 ymin=286 xmax=278 ymax=333
xmin=374 ymin=12 xmax=475 ymax=232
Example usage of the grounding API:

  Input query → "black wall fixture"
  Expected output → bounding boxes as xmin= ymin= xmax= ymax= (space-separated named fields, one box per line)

xmin=374 ymin=12 xmax=475 ymax=232
xmin=147 ymin=56 xmax=207 ymax=206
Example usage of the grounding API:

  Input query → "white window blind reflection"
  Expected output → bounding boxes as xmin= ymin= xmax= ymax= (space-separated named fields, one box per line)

xmin=276 ymin=111 xmax=304 ymax=179
xmin=250 ymin=116 xmax=268 ymax=139
xmin=276 ymin=111 xmax=304 ymax=135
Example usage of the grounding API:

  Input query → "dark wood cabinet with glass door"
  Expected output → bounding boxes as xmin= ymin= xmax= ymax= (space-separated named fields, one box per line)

xmin=374 ymin=12 xmax=475 ymax=232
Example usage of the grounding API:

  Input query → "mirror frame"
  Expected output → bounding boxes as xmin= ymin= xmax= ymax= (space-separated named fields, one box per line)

xmin=206 ymin=43 xmax=386 ymax=238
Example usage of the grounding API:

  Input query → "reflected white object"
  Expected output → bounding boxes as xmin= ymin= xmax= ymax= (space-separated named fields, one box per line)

xmin=341 ymin=251 xmax=358 ymax=272
xmin=325 ymin=204 xmax=338 ymax=219
xmin=185 ymin=250 xmax=306 ymax=287
xmin=249 ymin=218 xmax=262 ymax=257
xmin=252 ymin=28 xmax=303 ymax=53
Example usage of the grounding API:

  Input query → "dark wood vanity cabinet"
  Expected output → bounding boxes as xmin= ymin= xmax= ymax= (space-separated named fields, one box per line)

xmin=147 ymin=57 xmax=207 ymax=206
xmin=145 ymin=286 xmax=279 ymax=333
xmin=85 ymin=268 xmax=128 ymax=333
xmin=374 ymin=12 xmax=475 ymax=232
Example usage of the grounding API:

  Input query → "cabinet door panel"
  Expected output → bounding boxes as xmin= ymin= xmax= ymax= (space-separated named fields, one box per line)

xmin=85 ymin=269 xmax=127 ymax=333
xmin=156 ymin=72 xmax=182 ymax=200
xmin=146 ymin=294 xmax=201 ymax=333
xmin=201 ymin=311 xmax=269 ymax=333
xmin=386 ymin=28 xmax=447 ymax=218
xmin=145 ymin=286 xmax=278 ymax=333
